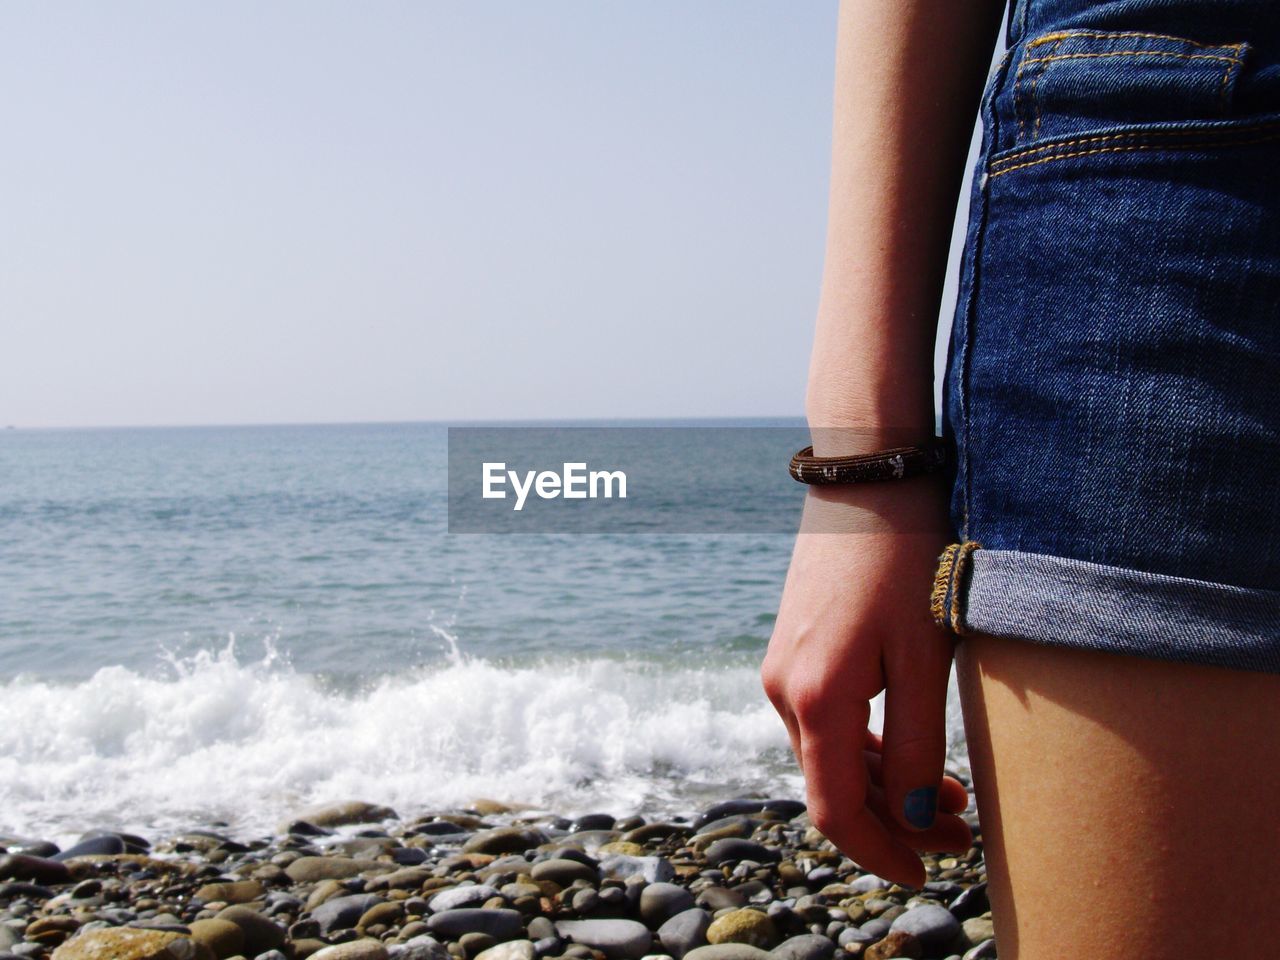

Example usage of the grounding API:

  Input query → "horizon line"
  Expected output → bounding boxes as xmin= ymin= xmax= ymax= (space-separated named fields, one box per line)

xmin=2 ymin=413 xmax=810 ymax=433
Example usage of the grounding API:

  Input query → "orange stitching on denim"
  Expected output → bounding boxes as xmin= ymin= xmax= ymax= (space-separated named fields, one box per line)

xmin=1219 ymin=43 xmax=1246 ymax=106
xmin=1014 ymin=52 xmax=1029 ymax=143
xmin=1031 ymin=37 xmax=1066 ymax=140
xmin=987 ymin=130 xmax=1280 ymax=177
xmin=1027 ymin=29 xmax=1238 ymax=49
xmin=1016 ymin=34 xmax=1249 ymax=142
xmin=989 ymin=120 xmax=1280 ymax=166
xmin=1022 ymin=50 xmax=1241 ymax=66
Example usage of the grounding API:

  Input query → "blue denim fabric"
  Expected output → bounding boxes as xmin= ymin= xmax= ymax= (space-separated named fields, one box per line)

xmin=940 ymin=0 xmax=1280 ymax=670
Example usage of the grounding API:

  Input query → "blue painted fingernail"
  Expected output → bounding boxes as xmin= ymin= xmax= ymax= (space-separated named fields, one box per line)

xmin=904 ymin=787 xmax=937 ymax=829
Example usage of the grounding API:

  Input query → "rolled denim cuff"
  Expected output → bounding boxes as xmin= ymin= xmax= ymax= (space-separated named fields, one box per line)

xmin=933 ymin=546 xmax=1280 ymax=674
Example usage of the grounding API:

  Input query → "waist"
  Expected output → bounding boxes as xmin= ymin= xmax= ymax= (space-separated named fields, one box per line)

xmin=999 ymin=0 xmax=1280 ymax=131
xmin=1012 ymin=0 xmax=1280 ymax=63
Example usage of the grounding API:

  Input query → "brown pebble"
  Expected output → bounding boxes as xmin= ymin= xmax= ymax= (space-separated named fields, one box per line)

xmin=705 ymin=909 xmax=778 ymax=949
xmin=0 ymin=854 xmax=72 ymax=886
xmin=864 ymin=929 xmax=921 ymax=960
xmin=357 ymin=900 xmax=403 ymax=933
xmin=251 ymin=863 xmax=287 ymax=884
xmin=189 ymin=918 xmax=245 ymax=959
xmin=49 ymin=927 xmax=196 ymax=960
xmin=310 ymin=938 xmax=391 ymax=959
xmin=461 ymin=932 xmax=498 ymax=959
xmin=25 ymin=916 xmax=81 ymax=946
xmin=398 ymin=920 xmax=430 ymax=940
xmin=216 ymin=904 xmax=286 ymax=955
xmin=196 ymin=880 xmax=265 ymax=905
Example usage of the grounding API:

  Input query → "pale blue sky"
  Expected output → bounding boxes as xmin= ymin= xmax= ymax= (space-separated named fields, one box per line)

xmin=0 ymin=3 xmax=979 ymax=428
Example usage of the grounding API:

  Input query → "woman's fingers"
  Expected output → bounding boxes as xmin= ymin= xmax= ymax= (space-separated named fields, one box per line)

xmin=938 ymin=774 xmax=971 ymax=816
xmin=880 ymin=629 xmax=956 ymax=833
xmin=798 ymin=695 xmax=927 ymax=888
xmin=862 ymin=747 xmax=969 ymax=815
xmin=865 ymin=780 xmax=973 ymax=854
xmin=861 ymin=748 xmax=972 ymax=852
xmin=776 ymin=709 xmax=954 ymax=880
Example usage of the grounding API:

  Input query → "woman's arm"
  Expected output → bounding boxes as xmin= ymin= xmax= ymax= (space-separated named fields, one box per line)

xmin=762 ymin=0 xmax=1005 ymax=886
xmin=809 ymin=0 xmax=1005 ymax=449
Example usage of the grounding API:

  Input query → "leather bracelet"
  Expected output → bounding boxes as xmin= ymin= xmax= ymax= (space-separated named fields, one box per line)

xmin=789 ymin=440 xmax=948 ymax=485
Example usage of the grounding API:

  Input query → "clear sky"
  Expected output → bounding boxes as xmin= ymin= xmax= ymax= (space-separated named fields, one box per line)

xmin=0 ymin=3 xmax=979 ymax=429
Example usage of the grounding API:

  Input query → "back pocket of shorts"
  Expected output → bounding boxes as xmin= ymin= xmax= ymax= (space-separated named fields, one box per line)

xmin=1008 ymin=29 xmax=1250 ymax=147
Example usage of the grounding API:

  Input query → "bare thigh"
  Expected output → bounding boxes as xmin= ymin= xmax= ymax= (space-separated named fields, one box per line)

xmin=955 ymin=631 xmax=1280 ymax=960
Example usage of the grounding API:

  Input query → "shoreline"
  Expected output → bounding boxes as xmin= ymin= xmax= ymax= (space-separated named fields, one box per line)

xmin=0 ymin=797 xmax=994 ymax=960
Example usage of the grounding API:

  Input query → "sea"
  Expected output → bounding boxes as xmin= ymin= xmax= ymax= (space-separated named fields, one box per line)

xmin=0 ymin=421 xmax=968 ymax=846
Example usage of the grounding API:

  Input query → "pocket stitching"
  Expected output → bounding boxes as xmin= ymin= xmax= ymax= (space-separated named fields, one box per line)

xmin=1012 ymin=29 xmax=1249 ymax=147
xmin=1031 ymin=37 xmax=1067 ymax=140
xmin=1218 ymin=45 xmax=1247 ymax=106
xmin=1013 ymin=46 xmax=1031 ymax=143
xmin=991 ymin=118 xmax=1280 ymax=166
xmin=1023 ymin=49 xmax=1243 ymax=67
xmin=1028 ymin=29 xmax=1240 ymax=50
xmin=988 ymin=126 xmax=1280 ymax=178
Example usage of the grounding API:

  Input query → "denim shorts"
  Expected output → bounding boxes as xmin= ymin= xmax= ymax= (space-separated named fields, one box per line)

xmin=935 ymin=0 xmax=1280 ymax=672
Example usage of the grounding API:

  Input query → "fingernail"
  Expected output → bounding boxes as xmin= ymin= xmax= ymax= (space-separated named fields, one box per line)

xmin=903 ymin=786 xmax=937 ymax=829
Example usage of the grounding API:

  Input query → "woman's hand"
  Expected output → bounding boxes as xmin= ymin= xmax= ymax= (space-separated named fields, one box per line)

xmin=771 ymin=0 xmax=1002 ymax=886
xmin=761 ymin=477 xmax=973 ymax=887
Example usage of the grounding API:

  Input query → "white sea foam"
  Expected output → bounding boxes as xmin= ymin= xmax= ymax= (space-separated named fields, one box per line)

xmin=0 ymin=639 xmax=969 ymax=846
xmin=0 ymin=640 xmax=783 ymax=844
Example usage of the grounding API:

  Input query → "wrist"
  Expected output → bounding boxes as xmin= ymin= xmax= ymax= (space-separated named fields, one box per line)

xmin=804 ymin=394 xmax=937 ymax=457
xmin=806 ymin=379 xmax=933 ymax=433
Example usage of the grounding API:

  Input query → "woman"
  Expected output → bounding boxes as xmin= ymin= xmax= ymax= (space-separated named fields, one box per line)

xmin=762 ymin=0 xmax=1280 ymax=956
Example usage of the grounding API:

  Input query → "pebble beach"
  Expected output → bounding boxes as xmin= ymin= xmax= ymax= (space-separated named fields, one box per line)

xmin=2 ymin=428 xmax=983 ymax=959
xmin=0 ymin=797 xmax=994 ymax=960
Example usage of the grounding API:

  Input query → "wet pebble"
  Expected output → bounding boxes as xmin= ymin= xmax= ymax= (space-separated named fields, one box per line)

xmin=702 ymin=842 xmax=778 ymax=868
xmin=0 ymin=795 xmax=994 ymax=960
xmin=216 ymin=904 xmax=287 ymax=955
xmin=532 ymin=861 xmax=597 ymax=888
xmin=768 ymin=934 xmax=832 ymax=960
xmin=705 ymin=911 xmax=777 ymax=950
xmin=188 ymin=917 xmax=243 ymax=957
xmin=888 ymin=903 xmax=960 ymax=954
xmin=313 ymin=894 xmax=385 ymax=935
xmin=639 ymin=884 xmax=694 ymax=929
xmin=393 ymin=935 xmax=451 ymax=960
xmin=430 ymin=886 xmax=502 ymax=912
xmin=656 ymin=909 xmax=711 ymax=960
xmin=556 ymin=919 xmax=653 ymax=960
xmin=683 ymin=945 xmax=774 ymax=960
xmin=476 ymin=940 xmax=537 ymax=960
xmin=0 ymin=856 xmax=71 ymax=886
xmin=312 ymin=940 xmax=391 ymax=960
xmin=427 ymin=909 xmax=525 ymax=942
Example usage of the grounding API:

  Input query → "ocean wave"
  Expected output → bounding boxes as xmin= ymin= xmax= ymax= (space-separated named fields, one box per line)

xmin=0 ymin=638 xmax=791 ymax=843
xmin=0 ymin=637 xmax=969 ymax=846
